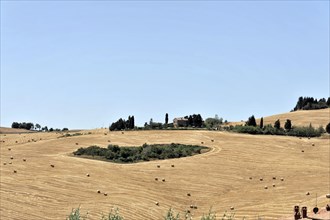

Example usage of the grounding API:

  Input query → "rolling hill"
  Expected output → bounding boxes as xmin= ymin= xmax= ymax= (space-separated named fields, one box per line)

xmin=0 ymin=111 xmax=329 ymax=220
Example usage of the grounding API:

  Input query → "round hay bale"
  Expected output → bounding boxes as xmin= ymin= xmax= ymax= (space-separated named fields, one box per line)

xmin=10 ymin=156 xmax=13 ymax=160
xmin=171 ymin=164 xmax=175 ymax=167
xmin=211 ymin=139 xmax=214 ymax=142
xmin=8 ymin=148 xmax=11 ymax=151
xmin=13 ymin=170 xmax=17 ymax=173
xmin=259 ymin=178 xmax=263 ymax=181
xmin=193 ymin=206 xmax=197 ymax=209
xmin=50 ymin=164 xmax=55 ymax=168
xmin=104 ymin=192 xmax=108 ymax=196
xmin=201 ymin=142 xmax=204 ymax=144
xmin=187 ymin=193 xmax=191 ymax=196
xmin=312 ymin=143 xmax=315 ymax=146
xmin=97 ymin=190 xmax=101 ymax=193
xmin=86 ymin=173 xmax=90 ymax=177
xmin=155 ymin=178 xmax=158 ymax=181
xmin=306 ymin=192 xmax=310 ymax=196
xmin=162 ymin=178 xmax=165 ymax=182
xmin=76 ymin=143 xmax=79 ymax=145
xmin=23 ymin=159 xmax=26 ymax=162
xmin=272 ymin=177 xmax=276 ymax=180
xmin=121 ymin=131 xmax=124 ymax=134
xmin=264 ymin=186 xmax=268 ymax=189
xmin=108 ymin=140 xmax=111 ymax=142
xmin=157 ymin=165 xmax=160 ymax=168
xmin=302 ymin=150 xmax=304 ymax=153
xmin=280 ymin=178 xmax=284 ymax=181
xmin=272 ymin=184 xmax=276 ymax=187
xmin=155 ymin=202 xmax=159 ymax=206
xmin=190 ymin=205 xmax=194 ymax=209
xmin=15 ymin=141 xmax=18 ymax=143
xmin=186 ymin=210 xmax=191 ymax=214
xmin=3 ymin=162 xmax=6 ymax=165
xmin=326 ymin=194 xmax=330 ymax=199
xmin=9 ymin=162 xmax=12 ymax=164
xmin=249 ymin=177 xmax=253 ymax=180
xmin=230 ymin=207 xmax=235 ymax=210
xmin=104 ymin=133 xmax=107 ymax=135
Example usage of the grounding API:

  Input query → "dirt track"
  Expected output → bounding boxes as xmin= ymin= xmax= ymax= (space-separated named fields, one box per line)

xmin=0 ymin=130 xmax=329 ymax=219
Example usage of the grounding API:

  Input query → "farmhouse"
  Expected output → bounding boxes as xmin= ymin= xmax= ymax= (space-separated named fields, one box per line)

xmin=173 ymin=117 xmax=188 ymax=127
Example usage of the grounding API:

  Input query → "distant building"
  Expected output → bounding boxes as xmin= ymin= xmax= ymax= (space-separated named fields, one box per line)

xmin=173 ymin=117 xmax=188 ymax=128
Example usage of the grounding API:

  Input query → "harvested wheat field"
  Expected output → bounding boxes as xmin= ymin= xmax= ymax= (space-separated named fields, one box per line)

xmin=228 ymin=108 xmax=330 ymax=128
xmin=0 ymin=127 xmax=329 ymax=220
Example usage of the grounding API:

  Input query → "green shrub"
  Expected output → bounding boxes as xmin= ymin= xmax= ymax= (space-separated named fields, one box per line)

xmin=73 ymin=143 xmax=208 ymax=163
xmin=287 ymin=126 xmax=322 ymax=137
xmin=326 ymin=123 xmax=330 ymax=134
xmin=232 ymin=125 xmax=263 ymax=135
xmin=101 ymin=208 xmax=124 ymax=220
xmin=164 ymin=208 xmax=181 ymax=220
xmin=66 ymin=207 xmax=88 ymax=220
xmin=201 ymin=208 xmax=217 ymax=220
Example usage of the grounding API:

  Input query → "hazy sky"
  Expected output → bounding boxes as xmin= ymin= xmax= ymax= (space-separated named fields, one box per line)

xmin=1 ymin=1 xmax=329 ymax=129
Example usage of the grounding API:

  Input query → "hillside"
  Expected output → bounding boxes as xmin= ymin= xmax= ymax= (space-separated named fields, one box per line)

xmin=0 ymin=127 xmax=37 ymax=134
xmin=229 ymin=108 xmax=329 ymax=128
xmin=0 ymin=129 xmax=329 ymax=219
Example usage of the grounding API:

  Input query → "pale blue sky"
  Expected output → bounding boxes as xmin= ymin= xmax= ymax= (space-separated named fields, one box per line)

xmin=1 ymin=1 xmax=329 ymax=129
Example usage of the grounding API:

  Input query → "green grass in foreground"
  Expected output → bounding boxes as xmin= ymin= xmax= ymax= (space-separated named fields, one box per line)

xmin=67 ymin=207 xmax=236 ymax=220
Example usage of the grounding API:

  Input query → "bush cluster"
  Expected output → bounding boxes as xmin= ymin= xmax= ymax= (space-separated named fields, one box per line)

xmin=293 ymin=96 xmax=330 ymax=111
xmin=59 ymin=133 xmax=83 ymax=138
xmin=73 ymin=143 xmax=208 ymax=163
xmin=231 ymin=124 xmax=323 ymax=137
xmin=109 ymin=116 xmax=135 ymax=131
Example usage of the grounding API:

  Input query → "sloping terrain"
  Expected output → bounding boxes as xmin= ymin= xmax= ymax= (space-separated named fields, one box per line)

xmin=0 ymin=127 xmax=37 ymax=134
xmin=0 ymin=129 xmax=329 ymax=220
xmin=228 ymin=108 xmax=329 ymax=128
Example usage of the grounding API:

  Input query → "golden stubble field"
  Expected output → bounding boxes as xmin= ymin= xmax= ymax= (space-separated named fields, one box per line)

xmin=0 ymin=129 xmax=329 ymax=220
xmin=228 ymin=108 xmax=330 ymax=128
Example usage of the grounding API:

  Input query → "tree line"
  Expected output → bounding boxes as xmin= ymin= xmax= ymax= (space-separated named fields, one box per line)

xmin=109 ymin=116 xmax=135 ymax=131
xmin=293 ymin=96 xmax=330 ymax=111
xmin=230 ymin=115 xmax=328 ymax=137
xmin=11 ymin=122 xmax=68 ymax=132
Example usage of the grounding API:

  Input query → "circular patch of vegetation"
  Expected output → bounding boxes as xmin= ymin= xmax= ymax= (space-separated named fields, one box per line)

xmin=73 ymin=143 xmax=209 ymax=163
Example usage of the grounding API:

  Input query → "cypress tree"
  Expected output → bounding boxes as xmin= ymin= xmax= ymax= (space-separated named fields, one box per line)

xmin=284 ymin=119 xmax=292 ymax=131
xmin=274 ymin=119 xmax=281 ymax=129
xmin=246 ymin=115 xmax=257 ymax=127
xmin=260 ymin=117 xmax=264 ymax=129
xmin=165 ymin=113 xmax=169 ymax=125
xmin=326 ymin=122 xmax=330 ymax=134
xmin=131 ymin=116 xmax=135 ymax=129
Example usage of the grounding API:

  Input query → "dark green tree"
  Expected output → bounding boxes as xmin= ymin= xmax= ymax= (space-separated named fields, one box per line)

xmin=130 ymin=115 xmax=135 ymax=129
xmin=165 ymin=113 xmax=169 ymax=125
xmin=260 ymin=117 xmax=264 ymax=129
xmin=11 ymin=122 xmax=19 ymax=129
xmin=35 ymin=124 xmax=41 ymax=131
xmin=326 ymin=122 xmax=330 ymax=134
xmin=246 ymin=115 xmax=257 ymax=127
xmin=284 ymin=119 xmax=292 ymax=131
xmin=274 ymin=119 xmax=281 ymax=129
